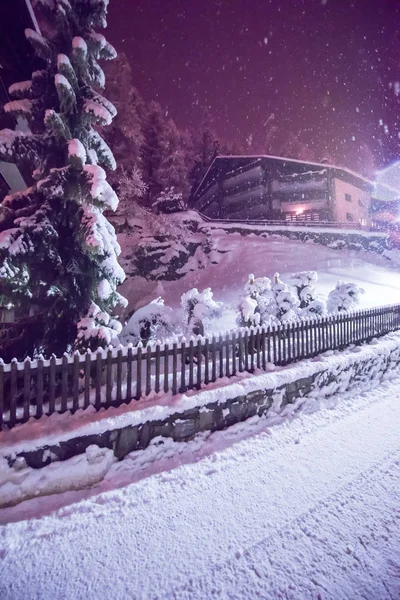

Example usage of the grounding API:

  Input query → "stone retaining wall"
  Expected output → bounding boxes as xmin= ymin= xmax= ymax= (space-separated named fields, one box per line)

xmin=7 ymin=335 xmax=400 ymax=470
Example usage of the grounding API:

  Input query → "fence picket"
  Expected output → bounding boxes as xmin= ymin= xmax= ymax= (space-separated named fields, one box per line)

xmin=163 ymin=343 xmax=169 ymax=393
xmin=238 ymin=331 xmax=244 ymax=372
xmin=72 ymin=353 xmax=79 ymax=412
xmin=95 ymin=351 xmax=102 ymax=409
xmin=155 ymin=343 xmax=161 ymax=394
xmin=61 ymin=355 xmax=69 ymax=412
xmin=204 ymin=338 xmax=210 ymax=383
xmin=9 ymin=361 xmax=18 ymax=427
xmin=0 ymin=363 xmax=3 ymax=428
xmin=180 ymin=340 xmax=186 ymax=393
xmin=24 ymin=359 xmax=31 ymax=422
xmin=219 ymin=334 xmax=224 ymax=378
xmin=36 ymin=357 xmax=44 ymax=419
xmin=172 ymin=342 xmax=178 ymax=395
xmin=106 ymin=349 xmax=113 ymax=404
xmin=136 ymin=345 xmax=142 ymax=400
xmin=127 ymin=346 xmax=133 ymax=401
xmin=84 ymin=352 xmax=91 ymax=409
xmin=231 ymin=332 xmax=237 ymax=376
xmin=188 ymin=339 xmax=194 ymax=389
xmin=197 ymin=339 xmax=202 ymax=390
xmin=146 ymin=344 xmax=152 ymax=396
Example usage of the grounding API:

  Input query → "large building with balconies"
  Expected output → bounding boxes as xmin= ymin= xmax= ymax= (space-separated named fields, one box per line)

xmin=191 ymin=155 xmax=373 ymax=226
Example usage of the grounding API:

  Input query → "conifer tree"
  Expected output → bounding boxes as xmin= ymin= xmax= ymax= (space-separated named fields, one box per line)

xmin=0 ymin=0 xmax=126 ymax=359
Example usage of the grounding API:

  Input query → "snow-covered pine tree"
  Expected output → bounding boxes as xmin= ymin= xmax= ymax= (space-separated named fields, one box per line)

xmin=0 ymin=0 xmax=126 ymax=359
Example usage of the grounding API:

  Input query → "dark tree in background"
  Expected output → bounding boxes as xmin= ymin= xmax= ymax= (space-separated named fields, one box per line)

xmin=0 ymin=0 xmax=126 ymax=360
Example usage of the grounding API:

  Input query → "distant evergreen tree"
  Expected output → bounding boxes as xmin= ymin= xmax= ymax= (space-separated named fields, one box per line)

xmin=0 ymin=0 xmax=126 ymax=359
xmin=140 ymin=101 xmax=168 ymax=205
xmin=188 ymin=109 xmax=220 ymax=196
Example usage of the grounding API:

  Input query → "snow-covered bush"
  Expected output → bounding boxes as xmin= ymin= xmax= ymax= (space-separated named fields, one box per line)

xmin=239 ymin=296 xmax=260 ymax=328
xmin=76 ymin=302 xmax=122 ymax=351
xmin=239 ymin=274 xmax=274 ymax=327
xmin=181 ymin=287 xmax=221 ymax=336
xmin=270 ymin=273 xmax=299 ymax=323
xmin=290 ymin=271 xmax=326 ymax=316
xmin=327 ymin=282 xmax=365 ymax=313
xmin=153 ymin=187 xmax=185 ymax=214
xmin=290 ymin=271 xmax=318 ymax=308
xmin=120 ymin=297 xmax=175 ymax=346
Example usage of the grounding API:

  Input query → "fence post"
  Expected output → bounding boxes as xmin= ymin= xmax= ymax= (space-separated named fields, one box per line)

xmin=225 ymin=332 xmax=231 ymax=377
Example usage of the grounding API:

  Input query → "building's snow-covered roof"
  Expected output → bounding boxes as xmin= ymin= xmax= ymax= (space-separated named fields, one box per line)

xmin=194 ymin=154 xmax=372 ymax=200
xmin=216 ymin=154 xmax=373 ymax=185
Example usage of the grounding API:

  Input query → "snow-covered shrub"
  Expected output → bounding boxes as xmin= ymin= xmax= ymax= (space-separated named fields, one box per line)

xmin=327 ymin=240 xmax=346 ymax=250
xmin=153 ymin=187 xmax=185 ymax=214
xmin=76 ymin=302 xmax=122 ymax=351
xmin=290 ymin=271 xmax=318 ymax=308
xmin=302 ymin=298 xmax=326 ymax=317
xmin=239 ymin=296 xmax=260 ymax=328
xmin=238 ymin=274 xmax=275 ymax=327
xmin=181 ymin=287 xmax=221 ymax=336
xmin=327 ymin=282 xmax=364 ymax=313
xmin=244 ymin=273 xmax=272 ymax=299
xmin=289 ymin=271 xmax=326 ymax=316
xmin=271 ymin=273 xmax=299 ymax=323
xmin=120 ymin=297 xmax=175 ymax=346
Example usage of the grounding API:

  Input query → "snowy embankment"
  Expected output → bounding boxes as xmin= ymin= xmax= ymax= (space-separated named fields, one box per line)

xmin=118 ymin=213 xmax=400 ymax=322
xmin=1 ymin=330 xmax=400 ymax=509
xmin=0 ymin=369 xmax=399 ymax=599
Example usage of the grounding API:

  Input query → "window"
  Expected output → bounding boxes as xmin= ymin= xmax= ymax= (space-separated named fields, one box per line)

xmin=346 ymin=212 xmax=353 ymax=222
xmin=358 ymin=198 xmax=364 ymax=207
xmin=345 ymin=193 xmax=352 ymax=202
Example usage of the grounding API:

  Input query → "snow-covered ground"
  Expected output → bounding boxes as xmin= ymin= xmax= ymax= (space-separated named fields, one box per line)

xmin=120 ymin=227 xmax=400 ymax=319
xmin=1 ymin=375 xmax=399 ymax=599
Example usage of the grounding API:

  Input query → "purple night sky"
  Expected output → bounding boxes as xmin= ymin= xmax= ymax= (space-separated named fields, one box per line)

xmin=107 ymin=0 xmax=400 ymax=173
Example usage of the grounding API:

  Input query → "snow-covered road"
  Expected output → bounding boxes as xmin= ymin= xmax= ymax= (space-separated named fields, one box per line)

xmin=1 ymin=376 xmax=400 ymax=600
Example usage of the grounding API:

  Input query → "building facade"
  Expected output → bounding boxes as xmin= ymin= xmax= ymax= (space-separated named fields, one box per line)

xmin=191 ymin=155 xmax=372 ymax=226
